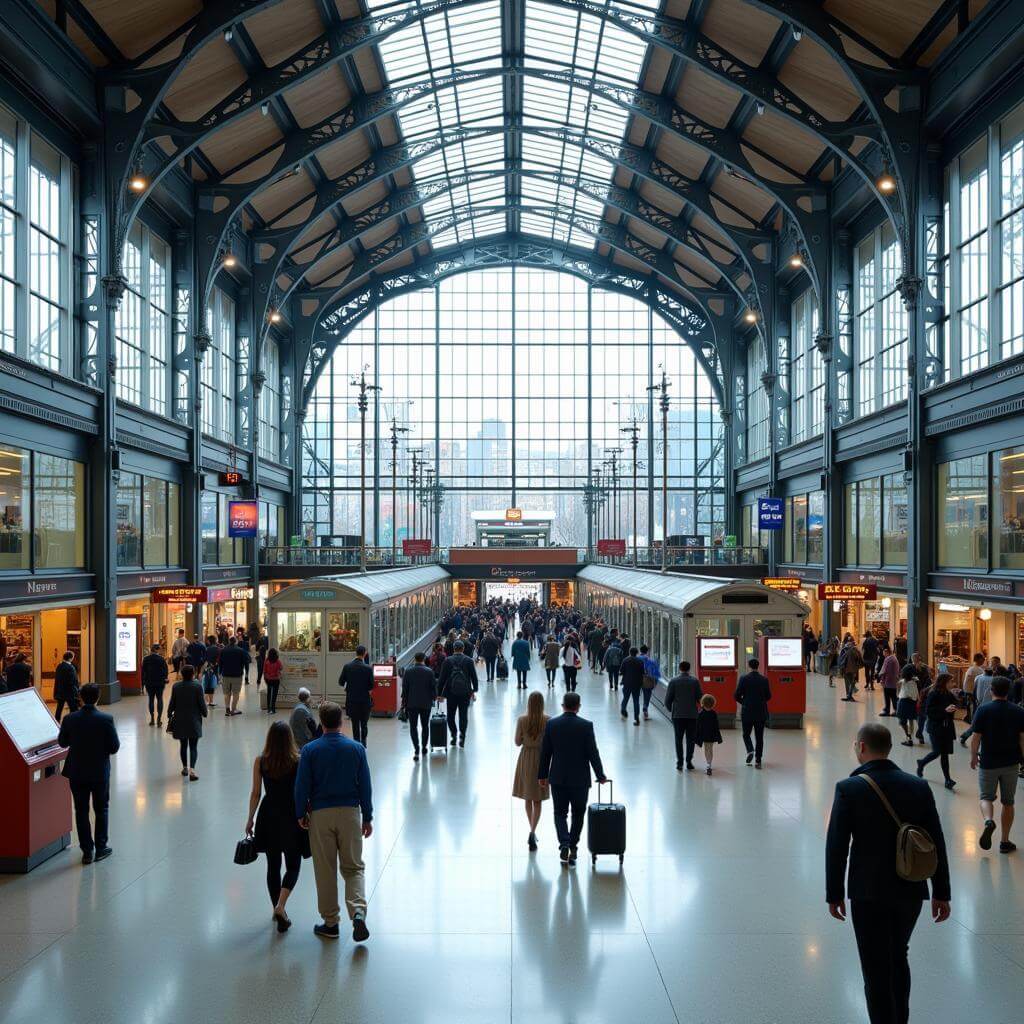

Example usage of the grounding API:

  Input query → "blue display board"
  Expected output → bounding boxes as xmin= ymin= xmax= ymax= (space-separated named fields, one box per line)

xmin=758 ymin=497 xmax=784 ymax=530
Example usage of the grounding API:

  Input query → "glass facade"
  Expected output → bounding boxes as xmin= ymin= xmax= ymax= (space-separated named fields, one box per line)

xmin=303 ymin=268 xmax=724 ymax=547
xmin=845 ymin=474 xmax=908 ymax=567
xmin=199 ymin=489 xmax=246 ymax=565
xmin=202 ymin=287 xmax=235 ymax=441
xmin=116 ymin=473 xmax=180 ymax=568
xmin=789 ymin=289 xmax=824 ymax=442
xmin=745 ymin=338 xmax=769 ymax=462
xmin=258 ymin=337 xmax=281 ymax=461
xmin=782 ymin=490 xmax=825 ymax=564
xmin=938 ymin=457 xmax=988 ymax=568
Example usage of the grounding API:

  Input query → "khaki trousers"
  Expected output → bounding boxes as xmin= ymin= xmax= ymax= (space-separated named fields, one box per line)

xmin=309 ymin=807 xmax=366 ymax=926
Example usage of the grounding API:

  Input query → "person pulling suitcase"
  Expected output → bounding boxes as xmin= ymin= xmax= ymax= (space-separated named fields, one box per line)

xmin=537 ymin=691 xmax=609 ymax=867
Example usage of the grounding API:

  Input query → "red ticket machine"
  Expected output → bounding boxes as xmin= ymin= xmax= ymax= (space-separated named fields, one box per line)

xmin=371 ymin=663 xmax=399 ymax=717
xmin=758 ymin=635 xmax=807 ymax=728
xmin=695 ymin=636 xmax=739 ymax=723
xmin=0 ymin=689 xmax=71 ymax=872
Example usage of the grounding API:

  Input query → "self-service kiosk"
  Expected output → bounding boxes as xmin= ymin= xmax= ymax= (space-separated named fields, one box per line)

xmin=0 ymin=689 xmax=71 ymax=872
xmin=695 ymin=636 xmax=739 ymax=722
xmin=758 ymin=635 xmax=806 ymax=727
xmin=371 ymin=663 xmax=399 ymax=717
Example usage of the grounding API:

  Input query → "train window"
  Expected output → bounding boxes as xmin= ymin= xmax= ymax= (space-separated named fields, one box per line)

xmin=277 ymin=611 xmax=321 ymax=652
xmin=328 ymin=612 xmax=360 ymax=652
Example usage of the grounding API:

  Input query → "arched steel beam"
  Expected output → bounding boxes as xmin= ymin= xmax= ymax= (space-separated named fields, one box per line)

xmin=295 ymin=200 xmax=726 ymax=340
xmin=197 ymin=65 xmax=818 ymax=328
xmin=299 ymin=235 xmax=723 ymax=412
xmin=250 ymin=123 xmax=771 ymax=338
xmin=264 ymin=168 xmax=757 ymax=330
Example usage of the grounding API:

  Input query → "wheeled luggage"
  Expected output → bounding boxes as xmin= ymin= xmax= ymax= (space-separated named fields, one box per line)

xmin=587 ymin=780 xmax=626 ymax=866
xmin=429 ymin=703 xmax=448 ymax=751
xmin=496 ymin=656 xmax=509 ymax=680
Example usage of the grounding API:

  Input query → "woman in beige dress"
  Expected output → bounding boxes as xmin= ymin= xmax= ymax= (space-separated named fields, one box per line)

xmin=513 ymin=691 xmax=549 ymax=851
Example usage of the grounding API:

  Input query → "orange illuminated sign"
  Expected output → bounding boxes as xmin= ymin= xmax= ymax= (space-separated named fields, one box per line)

xmin=152 ymin=586 xmax=207 ymax=604
xmin=506 ymin=577 xmax=521 ymax=585
xmin=761 ymin=577 xmax=802 ymax=592
xmin=505 ymin=508 xmax=523 ymax=522
xmin=817 ymin=583 xmax=877 ymax=601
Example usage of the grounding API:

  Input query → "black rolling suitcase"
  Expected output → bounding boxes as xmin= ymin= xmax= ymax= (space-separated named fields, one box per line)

xmin=587 ymin=781 xmax=626 ymax=866
xmin=429 ymin=702 xmax=448 ymax=752
xmin=496 ymin=656 xmax=509 ymax=680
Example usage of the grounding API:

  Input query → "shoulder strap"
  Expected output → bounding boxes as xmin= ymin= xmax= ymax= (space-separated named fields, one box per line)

xmin=859 ymin=774 xmax=903 ymax=829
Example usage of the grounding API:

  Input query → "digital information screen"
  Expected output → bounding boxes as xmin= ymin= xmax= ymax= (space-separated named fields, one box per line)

xmin=0 ymin=689 xmax=60 ymax=753
xmin=698 ymin=637 xmax=737 ymax=669
xmin=766 ymin=637 xmax=803 ymax=668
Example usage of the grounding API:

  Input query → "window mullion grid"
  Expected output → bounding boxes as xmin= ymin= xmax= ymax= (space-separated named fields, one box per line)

xmin=987 ymin=123 xmax=1002 ymax=366
xmin=873 ymin=228 xmax=883 ymax=411
xmin=949 ymin=156 xmax=963 ymax=375
xmin=59 ymin=150 xmax=72 ymax=372
xmin=14 ymin=118 xmax=29 ymax=361
xmin=140 ymin=226 xmax=152 ymax=410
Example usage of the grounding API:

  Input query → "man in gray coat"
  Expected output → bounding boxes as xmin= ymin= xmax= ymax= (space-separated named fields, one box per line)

xmin=290 ymin=688 xmax=320 ymax=749
xmin=664 ymin=660 xmax=702 ymax=771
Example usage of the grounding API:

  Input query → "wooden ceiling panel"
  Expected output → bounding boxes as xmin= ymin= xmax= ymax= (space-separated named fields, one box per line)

xmin=664 ymin=0 xmax=693 ymax=18
xmin=165 ymin=37 xmax=248 ymax=121
xmin=824 ymin=0 xmax=938 ymax=58
xmin=627 ymin=218 xmax=668 ymax=250
xmin=203 ymin=108 xmax=284 ymax=177
xmin=675 ymin=259 xmax=719 ymax=290
xmin=701 ymin=0 xmax=781 ymax=67
xmin=710 ymin=170 xmax=774 ymax=224
xmin=741 ymin=144 xmax=804 ymax=186
xmin=249 ymin=173 xmax=316 ymax=225
xmin=918 ymin=19 xmax=958 ymax=66
xmin=654 ymin=135 xmax=710 ymax=181
xmin=675 ymin=65 xmax=742 ymax=129
xmin=777 ymin=39 xmax=862 ymax=122
xmin=742 ymin=109 xmax=824 ymax=176
xmin=244 ymin=0 xmax=324 ymax=68
xmin=375 ymin=116 xmax=400 ymax=147
xmin=638 ymin=180 xmax=684 ymax=218
xmin=360 ymin=217 xmax=403 ymax=251
xmin=282 ymin=67 xmax=352 ymax=128
xmin=83 ymin=0 xmax=202 ymax=61
xmin=641 ymin=47 xmax=673 ymax=96
xmin=690 ymin=213 xmax=739 ymax=255
xmin=334 ymin=0 xmax=364 ymax=22
xmin=67 ymin=18 xmax=111 ymax=67
xmin=316 ymin=132 xmax=373 ymax=180
xmin=351 ymin=49 xmax=384 ymax=93
xmin=343 ymin=180 xmax=390 ymax=216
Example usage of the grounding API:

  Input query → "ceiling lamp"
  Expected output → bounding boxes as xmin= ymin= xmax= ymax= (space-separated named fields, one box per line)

xmin=743 ymin=309 xmax=758 ymax=324
xmin=978 ymin=607 xmax=992 ymax=621
xmin=877 ymin=171 xmax=897 ymax=194
xmin=128 ymin=173 xmax=147 ymax=193
xmin=788 ymin=252 xmax=804 ymax=269
xmin=269 ymin=310 xmax=282 ymax=324
xmin=223 ymin=253 xmax=237 ymax=269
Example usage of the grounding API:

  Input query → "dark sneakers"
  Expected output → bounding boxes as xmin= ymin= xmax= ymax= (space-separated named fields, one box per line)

xmin=745 ymin=752 xmax=754 ymax=765
xmin=980 ymin=819 xmax=996 ymax=850
xmin=95 ymin=846 xmax=113 ymax=861
xmin=352 ymin=915 xmax=370 ymax=942
xmin=568 ymin=847 xmax=578 ymax=866
xmin=559 ymin=846 xmax=570 ymax=863
xmin=1000 ymin=841 xmax=1017 ymax=854
xmin=314 ymin=923 xmax=340 ymax=940
xmin=81 ymin=851 xmax=94 ymax=865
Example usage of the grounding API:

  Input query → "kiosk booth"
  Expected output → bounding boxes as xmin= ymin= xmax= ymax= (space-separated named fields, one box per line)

xmin=575 ymin=565 xmax=809 ymax=727
xmin=0 ymin=689 xmax=71 ymax=872
xmin=758 ymin=635 xmax=807 ymax=727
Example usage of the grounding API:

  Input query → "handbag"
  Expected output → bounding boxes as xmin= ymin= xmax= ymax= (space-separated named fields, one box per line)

xmin=233 ymin=836 xmax=258 ymax=866
xmin=642 ymin=673 xmax=657 ymax=690
xmin=165 ymin=713 xmax=174 ymax=734
xmin=397 ymin=705 xmax=408 ymax=723
xmin=860 ymin=774 xmax=938 ymax=882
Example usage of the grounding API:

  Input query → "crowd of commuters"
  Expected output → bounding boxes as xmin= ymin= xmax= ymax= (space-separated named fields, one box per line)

xmin=44 ymin=595 xmax=1024 ymax=1024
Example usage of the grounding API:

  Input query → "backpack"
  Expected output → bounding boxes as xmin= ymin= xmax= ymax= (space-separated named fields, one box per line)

xmin=860 ymin=774 xmax=938 ymax=883
xmin=604 ymin=645 xmax=623 ymax=670
xmin=448 ymin=661 xmax=472 ymax=699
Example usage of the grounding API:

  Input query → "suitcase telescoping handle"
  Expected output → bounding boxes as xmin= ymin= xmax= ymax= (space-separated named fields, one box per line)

xmin=596 ymin=779 xmax=613 ymax=806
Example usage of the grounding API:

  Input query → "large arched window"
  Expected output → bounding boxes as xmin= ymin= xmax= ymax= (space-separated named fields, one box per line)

xmin=302 ymin=268 xmax=723 ymax=547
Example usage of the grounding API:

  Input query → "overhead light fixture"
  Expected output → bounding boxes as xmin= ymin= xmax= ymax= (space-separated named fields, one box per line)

xmin=938 ymin=603 xmax=969 ymax=613
xmin=128 ymin=172 xmax=147 ymax=193
xmin=792 ymin=26 xmax=802 ymax=42
xmin=788 ymin=252 xmax=803 ymax=269
xmin=978 ymin=607 xmax=992 ymax=621
xmin=743 ymin=309 xmax=757 ymax=324
xmin=877 ymin=171 xmax=897 ymax=194
xmin=881 ymin=597 xmax=892 ymax=609
xmin=755 ymin=102 xmax=765 ymax=116
xmin=223 ymin=252 xmax=237 ymax=269
xmin=224 ymin=27 xmax=233 ymax=43
xmin=260 ymin=102 xmax=270 ymax=116
xmin=269 ymin=310 xmax=282 ymax=324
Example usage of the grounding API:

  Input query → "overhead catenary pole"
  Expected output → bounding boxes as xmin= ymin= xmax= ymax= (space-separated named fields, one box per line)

xmin=389 ymin=417 xmax=409 ymax=564
xmin=352 ymin=369 xmax=381 ymax=572
xmin=604 ymin=448 xmax=622 ymax=554
xmin=408 ymin=449 xmax=422 ymax=546
xmin=648 ymin=369 xmax=671 ymax=573
xmin=424 ymin=466 xmax=435 ymax=542
xmin=621 ymin=419 xmax=641 ymax=567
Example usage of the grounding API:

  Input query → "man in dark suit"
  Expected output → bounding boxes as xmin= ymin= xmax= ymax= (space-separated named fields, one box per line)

xmin=826 ymin=722 xmax=951 ymax=1024
xmin=340 ymin=646 xmax=375 ymax=747
xmin=618 ymin=647 xmax=646 ymax=725
xmin=400 ymin=651 xmax=437 ymax=760
xmin=57 ymin=682 xmax=121 ymax=864
xmin=5 ymin=652 xmax=32 ymax=691
xmin=141 ymin=642 xmax=169 ymax=726
xmin=734 ymin=657 xmax=772 ymax=768
xmin=538 ymin=692 xmax=609 ymax=866
xmin=664 ymin=660 xmax=702 ymax=771
xmin=438 ymin=640 xmax=478 ymax=747
xmin=53 ymin=651 xmax=80 ymax=721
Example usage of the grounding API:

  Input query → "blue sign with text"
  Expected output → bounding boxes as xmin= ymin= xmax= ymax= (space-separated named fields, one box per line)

xmin=758 ymin=497 xmax=784 ymax=530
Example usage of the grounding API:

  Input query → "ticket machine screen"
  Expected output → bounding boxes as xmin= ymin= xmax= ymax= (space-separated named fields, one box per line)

xmin=698 ymin=637 xmax=737 ymax=669
xmin=766 ymin=637 xmax=803 ymax=669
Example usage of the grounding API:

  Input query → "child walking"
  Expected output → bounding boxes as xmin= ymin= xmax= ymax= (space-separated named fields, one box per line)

xmin=695 ymin=693 xmax=723 ymax=775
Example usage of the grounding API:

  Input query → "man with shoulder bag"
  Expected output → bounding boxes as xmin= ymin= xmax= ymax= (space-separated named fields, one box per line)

xmin=826 ymin=723 xmax=951 ymax=1024
xmin=438 ymin=640 xmax=478 ymax=747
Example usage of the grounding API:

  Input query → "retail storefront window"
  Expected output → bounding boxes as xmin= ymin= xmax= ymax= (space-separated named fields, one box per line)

xmin=277 ymin=611 xmax=321 ymax=652
xmin=34 ymin=453 xmax=84 ymax=568
xmin=938 ymin=456 xmax=988 ymax=568
xmin=846 ymin=475 xmax=908 ymax=567
xmin=996 ymin=447 xmax=1024 ymax=569
xmin=0 ymin=445 xmax=30 ymax=570
xmin=782 ymin=489 xmax=825 ymax=565
xmin=882 ymin=473 xmax=908 ymax=565
xmin=327 ymin=612 xmax=360 ymax=652
xmin=117 ymin=473 xmax=181 ymax=568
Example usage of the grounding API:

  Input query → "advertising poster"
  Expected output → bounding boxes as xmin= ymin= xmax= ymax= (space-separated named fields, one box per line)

xmin=698 ymin=636 xmax=737 ymax=668
xmin=228 ymin=500 xmax=259 ymax=538
xmin=766 ymin=637 xmax=803 ymax=668
xmin=278 ymin=652 xmax=322 ymax=704
xmin=115 ymin=617 xmax=137 ymax=673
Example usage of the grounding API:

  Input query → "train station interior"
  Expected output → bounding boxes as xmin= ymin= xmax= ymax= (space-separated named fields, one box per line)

xmin=1 ymin=1 xmax=1023 ymax=1021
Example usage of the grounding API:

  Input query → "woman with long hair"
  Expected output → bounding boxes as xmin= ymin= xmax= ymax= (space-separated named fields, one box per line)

xmin=263 ymin=648 xmax=283 ymax=714
xmin=513 ymin=691 xmax=550 ymax=851
xmin=917 ymin=672 xmax=959 ymax=790
xmin=245 ymin=721 xmax=308 ymax=931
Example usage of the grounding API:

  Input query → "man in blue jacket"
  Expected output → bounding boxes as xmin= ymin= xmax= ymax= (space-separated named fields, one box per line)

xmin=58 ymin=683 xmax=121 ymax=864
xmin=826 ymin=722 xmax=951 ymax=1024
xmin=295 ymin=701 xmax=373 ymax=943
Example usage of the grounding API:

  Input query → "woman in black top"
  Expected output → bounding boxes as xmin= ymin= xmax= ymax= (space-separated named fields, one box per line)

xmin=167 ymin=665 xmax=207 ymax=780
xmin=917 ymin=672 xmax=959 ymax=790
xmin=245 ymin=721 xmax=308 ymax=931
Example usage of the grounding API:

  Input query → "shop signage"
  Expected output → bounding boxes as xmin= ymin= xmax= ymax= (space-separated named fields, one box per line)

xmin=723 ymin=535 xmax=737 ymax=548
xmin=152 ymin=586 xmax=208 ymax=604
xmin=818 ymin=583 xmax=877 ymax=600
xmin=680 ymin=535 xmax=705 ymax=548
xmin=203 ymin=566 xmax=250 ymax=581
xmin=929 ymin=574 xmax=1019 ymax=598
xmin=402 ymin=538 xmax=432 ymax=555
xmin=505 ymin=508 xmax=523 ymax=522
xmin=208 ymin=586 xmax=254 ymax=603
xmin=446 ymin=564 xmax=579 ymax=580
xmin=761 ymin=577 xmax=803 ymax=592
xmin=597 ymin=539 xmax=626 ymax=556
xmin=838 ymin=570 xmax=906 ymax=589
xmin=757 ymin=498 xmax=784 ymax=530
xmin=118 ymin=570 xmax=188 ymax=592
xmin=228 ymin=500 xmax=259 ymax=537
xmin=219 ymin=471 xmax=244 ymax=486
xmin=115 ymin=618 xmax=137 ymax=673
xmin=0 ymin=574 xmax=96 ymax=603
xmin=300 ymin=589 xmax=336 ymax=601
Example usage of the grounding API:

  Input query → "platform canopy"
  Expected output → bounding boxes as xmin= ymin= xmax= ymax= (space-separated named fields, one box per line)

xmin=269 ymin=564 xmax=451 ymax=605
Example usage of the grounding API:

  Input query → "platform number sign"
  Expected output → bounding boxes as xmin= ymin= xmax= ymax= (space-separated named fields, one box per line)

xmin=758 ymin=498 xmax=784 ymax=531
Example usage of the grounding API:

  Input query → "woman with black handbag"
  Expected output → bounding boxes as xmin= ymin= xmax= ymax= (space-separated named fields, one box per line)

xmin=245 ymin=721 xmax=309 ymax=932
xmin=917 ymin=672 xmax=960 ymax=790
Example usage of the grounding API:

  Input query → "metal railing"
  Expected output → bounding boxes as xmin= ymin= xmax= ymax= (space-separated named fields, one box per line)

xmin=591 ymin=546 xmax=768 ymax=568
xmin=261 ymin=545 xmax=444 ymax=568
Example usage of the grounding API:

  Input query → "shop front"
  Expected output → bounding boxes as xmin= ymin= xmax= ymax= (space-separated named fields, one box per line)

xmin=772 ymin=568 xmax=822 ymax=635
xmin=204 ymin=585 xmax=256 ymax=638
xmin=0 ymin=575 xmax=95 ymax=704
xmin=116 ymin=570 xmax=192 ymax=651
xmin=836 ymin=571 xmax=909 ymax=654
xmin=928 ymin=574 xmax=1024 ymax=683
xmin=258 ymin=581 xmax=296 ymax=627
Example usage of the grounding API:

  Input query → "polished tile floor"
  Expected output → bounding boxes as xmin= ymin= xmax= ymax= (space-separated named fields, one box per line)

xmin=2 ymin=651 xmax=1023 ymax=1023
